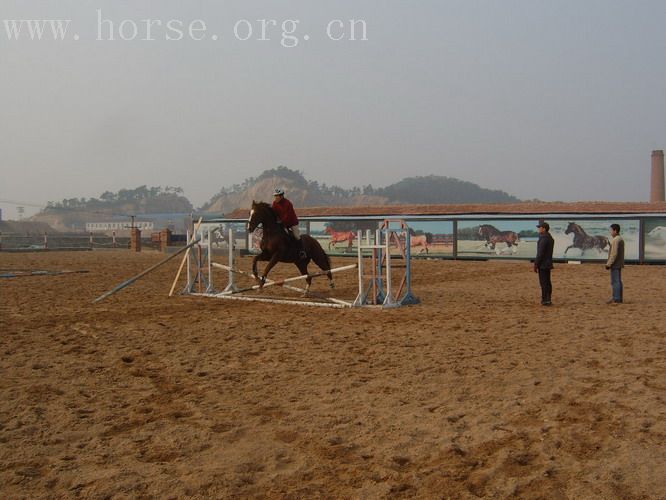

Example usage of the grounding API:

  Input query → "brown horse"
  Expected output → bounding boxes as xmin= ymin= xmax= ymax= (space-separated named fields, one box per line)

xmin=247 ymin=201 xmax=334 ymax=290
xmin=564 ymin=222 xmax=609 ymax=254
xmin=478 ymin=224 xmax=520 ymax=253
xmin=324 ymin=226 xmax=355 ymax=251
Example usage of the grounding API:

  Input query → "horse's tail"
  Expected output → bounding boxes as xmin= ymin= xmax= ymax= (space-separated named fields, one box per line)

xmin=306 ymin=235 xmax=331 ymax=271
xmin=323 ymin=244 xmax=332 ymax=270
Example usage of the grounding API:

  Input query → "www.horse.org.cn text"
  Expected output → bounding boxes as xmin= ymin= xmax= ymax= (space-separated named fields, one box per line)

xmin=2 ymin=10 xmax=368 ymax=47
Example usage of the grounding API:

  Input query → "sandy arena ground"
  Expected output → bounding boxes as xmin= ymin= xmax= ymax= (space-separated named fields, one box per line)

xmin=1 ymin=250 xmax=665 ymax=499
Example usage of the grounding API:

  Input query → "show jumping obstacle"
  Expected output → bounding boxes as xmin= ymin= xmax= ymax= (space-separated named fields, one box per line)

xmin=178 ymin=220 xmax=420 ymax=309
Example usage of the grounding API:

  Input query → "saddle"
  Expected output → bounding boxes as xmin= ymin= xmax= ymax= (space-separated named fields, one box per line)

xmin=276 ymin=222 xmax=307 ymax=259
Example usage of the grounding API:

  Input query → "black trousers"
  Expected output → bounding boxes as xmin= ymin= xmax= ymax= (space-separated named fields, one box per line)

xmin=538 ymin=268 xmax=552 ymax=303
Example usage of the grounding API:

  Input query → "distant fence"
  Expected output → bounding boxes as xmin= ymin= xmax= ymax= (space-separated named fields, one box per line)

xmin=5 ymin=212 xmax=666 ymax=264
xmin=200 ymin=211 xmax=666 ymax=264
xmin=0 ymin=230 xmax=191 ymax=252
xmin=0 ymin=232 xmax=130 ymax=252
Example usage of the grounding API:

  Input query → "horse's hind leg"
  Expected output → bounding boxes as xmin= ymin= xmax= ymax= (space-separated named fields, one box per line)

xmin=295 ymin=261 xmax=312 ymax=293
xmin=311 ymin=252 xmax=334 ymax=289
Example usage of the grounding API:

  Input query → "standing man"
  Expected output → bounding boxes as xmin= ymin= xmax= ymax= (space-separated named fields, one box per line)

xmin=272 ymin=188 xmax=307 ymax=259
xmin=534 ymin=221 xmax=555 ymax=306
xmin=605 ymin=223 xmax=625 ymax=304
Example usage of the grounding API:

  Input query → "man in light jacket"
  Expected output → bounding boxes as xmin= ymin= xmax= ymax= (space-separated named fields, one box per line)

xmin=605 ymin=223 xmax=625 ymax=304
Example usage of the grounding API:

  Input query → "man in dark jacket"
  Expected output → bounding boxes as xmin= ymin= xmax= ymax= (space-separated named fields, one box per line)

xmin=534 ymin=221 xmax=555 ymax=306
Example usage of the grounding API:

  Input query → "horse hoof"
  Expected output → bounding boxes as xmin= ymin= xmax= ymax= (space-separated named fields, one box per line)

xmin=329 ymin=282 xmax=335 ymax=289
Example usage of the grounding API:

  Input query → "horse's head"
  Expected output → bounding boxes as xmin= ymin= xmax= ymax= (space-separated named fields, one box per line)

xmin=565 ymin=222 xmax=577 ymax=234
xmin=324 ymin=225 xmax=333 ymax=234
xmin=649 ymin=226 xmax=666 ymax=238
xmin=247 ymin=201 xmax=271 ymax=233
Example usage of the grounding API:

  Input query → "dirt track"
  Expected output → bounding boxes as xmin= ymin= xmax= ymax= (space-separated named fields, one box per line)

xmin=1 ymin=250 xmax=665 ymax=498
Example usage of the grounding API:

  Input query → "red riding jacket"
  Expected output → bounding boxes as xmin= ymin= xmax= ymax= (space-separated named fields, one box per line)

xmin=272 ymin=197 xmax=299 ymax=227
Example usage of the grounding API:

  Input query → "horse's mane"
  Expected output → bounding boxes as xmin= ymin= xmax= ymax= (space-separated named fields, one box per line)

xmin=252 ymin=201 xmax=273 ymax=212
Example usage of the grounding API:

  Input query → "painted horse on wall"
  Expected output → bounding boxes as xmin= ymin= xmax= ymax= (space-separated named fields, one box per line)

xmin=324 ymin=226 xmax=355 ymax=251
xmin=247 ymin=201 xmax=334 ymax=289
xmin=647 ymin=226 xmax=666 ymax=245
xmin=564 ymin=222 xmax=610 ymax=255
xmin=478 ymin=224 xmax=520 ymax=254
xmin=408 ymin=228 xmax=433 ymax=254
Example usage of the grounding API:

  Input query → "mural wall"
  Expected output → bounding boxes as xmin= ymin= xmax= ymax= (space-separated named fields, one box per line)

xmin=309 ymin=220 xmax=378 ymax=255
xmin=457 ymin=220 xmax=538 ymax=258
xmin=548 ymin=220 xmax=639 ymax=261
xmin=644 ymin=218 xmax=666 ymax=261
xmin=404 ymin=220 xmax=454 ymax=257
xmin=210 ymin=215 xmax=662 ymax=262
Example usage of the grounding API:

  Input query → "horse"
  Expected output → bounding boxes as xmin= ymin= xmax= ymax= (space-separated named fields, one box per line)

xmin=564 ymin=222 xmax=610 ymax=254
xmin=209 ymin=226 xmax=228 ymax=248
xmin=324 ymin=226 xmax=355 ymax=251
xmin=408 ymin=228 xmax=433 ymax=254
xmin=647 ymin=226 xmax=666 ymax=244
xmin=478 ymin=224 xmax=520 ymax=253
xmin=247 ymin=201 xmax=334 ymax=290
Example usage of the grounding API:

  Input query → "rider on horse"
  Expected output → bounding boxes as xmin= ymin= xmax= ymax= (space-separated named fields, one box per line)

xmin=272 ymin=188 xmax=307 ymax=259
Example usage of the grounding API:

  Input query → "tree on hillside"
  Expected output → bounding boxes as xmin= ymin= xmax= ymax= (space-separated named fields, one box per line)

xmin=374 ymin=176 xmax=519 ymax=204
xmin=45 ymin=186 xmax=192 ymax=213
xmin=200 ymin=167 xmax=522 ymax=210
xmin=256 ymin=166 xmax=308 ymax=187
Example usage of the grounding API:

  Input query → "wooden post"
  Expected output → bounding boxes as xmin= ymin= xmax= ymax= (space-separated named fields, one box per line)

xmin=168 ymin=217 xmax=203 ymax=297
xmin=130 ymin=227 xmax=141 ymax=252
xmin=160 ymin=228 xmax=172 ymax=252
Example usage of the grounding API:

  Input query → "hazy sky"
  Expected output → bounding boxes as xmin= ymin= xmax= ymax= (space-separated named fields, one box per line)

xmin=1 ymin=1 xmax=665 ymax=219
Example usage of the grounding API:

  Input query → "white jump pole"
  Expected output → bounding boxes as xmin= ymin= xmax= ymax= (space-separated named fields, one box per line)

xmin=206 ymin=227 xmax=214 ymax=293
xmin=223 ymin=227 xmax=238 ymax=293
xmin=383 ymin=228 xmax=398 ymax=307
xmin=213 ymin=263 xmax=356 ymax=295
xmin=207 ymin=294 xmax=349 ymax=308
xmin=185 ymin=229 xmax=192 ymax=291
xmin=357 ymin=231 xmax=364 ymax=304
xmin=213 ymin=262 xmax=353 ymax=306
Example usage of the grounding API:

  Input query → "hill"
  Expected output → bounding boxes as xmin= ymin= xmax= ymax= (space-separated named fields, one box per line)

xmin=201 ymin=167 xmax=519 ymax=213
xmin=32 ymin=186 xmax=193 ymax=231
xmin=28 ymin=169 xmax=521 ymax=230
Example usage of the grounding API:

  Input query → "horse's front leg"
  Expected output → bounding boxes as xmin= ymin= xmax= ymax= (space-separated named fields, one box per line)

xmin=259 ymin=254 xmax=281 ymax=287
xmin=252 ymin=252 xmax=269 ymax=281
xmin=564 ymin=245 xmax=573 ymax=254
